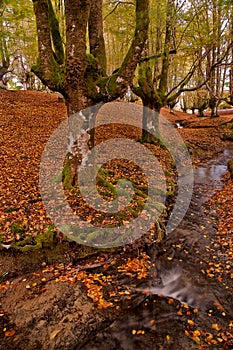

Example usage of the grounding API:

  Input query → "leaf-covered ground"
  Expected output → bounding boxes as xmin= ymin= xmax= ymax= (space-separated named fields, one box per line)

xmin=0 ymin=91 xmax=67 ymax=244
xmin=0 ymin=91 xmax=233 ymax=349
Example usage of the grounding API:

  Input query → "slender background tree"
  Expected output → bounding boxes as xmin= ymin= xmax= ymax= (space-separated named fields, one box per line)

xmin=0 ymin=0 xmax=38 ymax=89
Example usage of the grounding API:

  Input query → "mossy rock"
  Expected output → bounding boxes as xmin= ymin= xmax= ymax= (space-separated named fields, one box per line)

xmin=62 ymin=156 xmax=73 ymax=190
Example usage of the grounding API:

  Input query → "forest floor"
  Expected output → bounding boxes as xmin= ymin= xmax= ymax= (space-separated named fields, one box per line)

xmin=0 ymin=90 xmax=232 ymax=349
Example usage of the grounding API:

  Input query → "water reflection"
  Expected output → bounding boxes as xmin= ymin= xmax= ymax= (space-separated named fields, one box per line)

xmin=224 ymin=148 xmax=231 ymax=157
xmin=176 ymin=123 xmax=183 ymax=129
xmin=194 ymin=147 xmax=233 ymax=184
xmin=194 ymin=164 xmax=227 ymax=183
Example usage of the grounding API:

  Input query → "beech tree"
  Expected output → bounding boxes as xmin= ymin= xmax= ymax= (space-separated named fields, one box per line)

xmin=132 ymin=0 xmax=233 ymax=143
xmin=31 ymin=0 xmax=149 ymax=113
xmin=132 ymin=0 xmax=178 ymax=143
xmin=195 ymin=0 xmax=233 ymax=117
xmin=31 ymin=0 xmax=149 ymax=184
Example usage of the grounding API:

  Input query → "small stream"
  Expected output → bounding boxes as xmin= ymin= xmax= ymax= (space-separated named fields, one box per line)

xmin=81 ymin=146 xmax=233 ymax=350
xmin=194 ymin=148 xmax=233 ymax=186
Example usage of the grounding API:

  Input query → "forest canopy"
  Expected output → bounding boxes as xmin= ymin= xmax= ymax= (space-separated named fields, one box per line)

xmin=0 ymin=0 xmax=232 ymax=115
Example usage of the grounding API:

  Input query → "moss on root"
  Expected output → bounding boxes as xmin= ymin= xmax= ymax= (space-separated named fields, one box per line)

xmin=62 ymin=157 xmax=73 ymax=190
xmin=12 ymin=226 xmax=56 ymax=252
xmin=96 ymin=168 xmax=117 ymax=199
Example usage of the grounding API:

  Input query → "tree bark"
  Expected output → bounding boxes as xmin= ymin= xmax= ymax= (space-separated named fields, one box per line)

xmin=132 ymin=0 xmax=175 ymax=144
xmin=31 ymin=0 xmax=64 ymax=91
xmin=97 ymin=0 xmax=149 ymax=101
xmin=141 ymin=103 xmax=160 ymax=144
xmin=88 ymin=0 xmax=106 ymax=75
xmin=64 ymin=0 xmax=91 ymax=113
xmin=158 ymin=0 xmax=174 ymax=95
xmin=48 ymin=0 xmax=64 ymax=65
xmin=32 ymin=0 xmax=149 ymax=109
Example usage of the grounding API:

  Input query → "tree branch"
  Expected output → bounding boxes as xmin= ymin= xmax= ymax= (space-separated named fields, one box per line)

xmin=104 ymin=1 xmax=134 ymax=21
xmin=97 ymin=0 xmax=149 ymax=101
xmin=111 ymin=49 xmax=177 ymax=75
xmin=166 ymin=42 xmax=233 ymax=103
xmin=139 ymin=49 xmax=177 ymax=63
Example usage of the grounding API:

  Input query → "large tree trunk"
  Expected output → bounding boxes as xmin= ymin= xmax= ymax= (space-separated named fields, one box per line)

xmin=32 ymin=0 xmax=149 ymax=186
xmin=133 ymin=0 xmax=174 ymax=144
xmin=141 ymin=102 xmax=160 ymax=144
xmin=209 ymin=96 xmax=219 ymax=118
xmin=64 ymin=0 xmax=91 ymax=114
xmin=63 ymin=0 xmax=149 ymax=183
xmin=33 ymin=0 xmax=149 ymax=109
xmin=133 ymin=61 xmax=163 ymax=144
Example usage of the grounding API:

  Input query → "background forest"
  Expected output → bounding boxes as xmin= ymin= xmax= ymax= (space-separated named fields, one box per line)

xmin=0 ymin=0 xmax=233 ymax=117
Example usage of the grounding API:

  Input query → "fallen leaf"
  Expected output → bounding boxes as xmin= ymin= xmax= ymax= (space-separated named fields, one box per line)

xmin=5 ymin=329 xmax=16 ymax=337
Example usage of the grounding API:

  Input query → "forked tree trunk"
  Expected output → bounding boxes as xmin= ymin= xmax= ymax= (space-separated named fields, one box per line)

xmin=133 ymin=0 xmax=174 ymax=144
xmin=32 ymin=0 xmax=149 ymax=185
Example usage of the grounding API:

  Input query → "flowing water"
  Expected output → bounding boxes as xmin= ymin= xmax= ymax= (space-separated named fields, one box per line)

xmin=81 ymin=146 xmax=233 ymax=350
xmin=194 ymin=148 xmax=233 ymax=186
